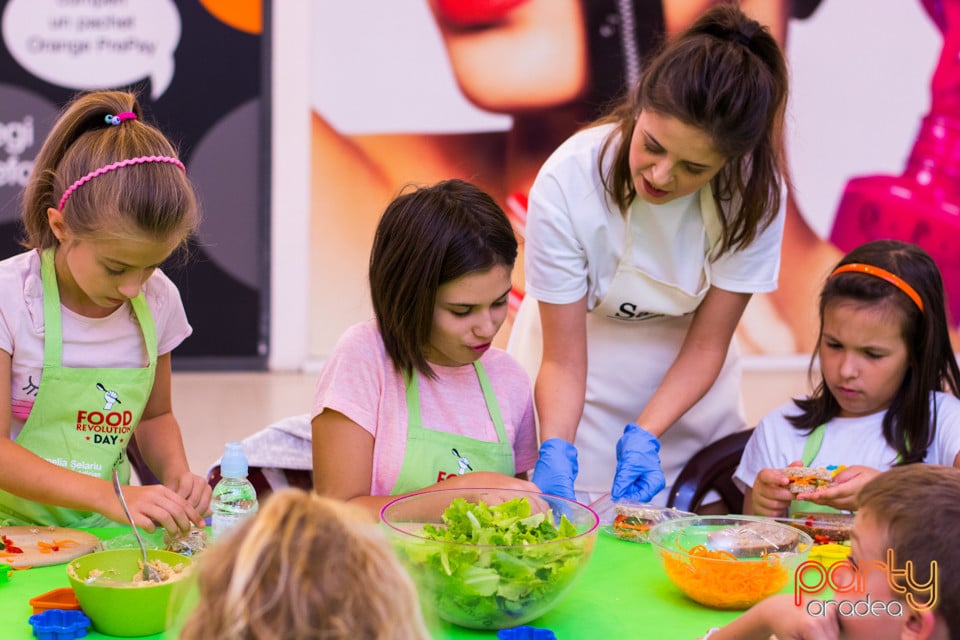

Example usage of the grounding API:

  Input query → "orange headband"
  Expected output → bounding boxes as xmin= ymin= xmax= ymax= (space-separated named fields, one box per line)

xmin=830 ymin=263 xmax=924 ymax=313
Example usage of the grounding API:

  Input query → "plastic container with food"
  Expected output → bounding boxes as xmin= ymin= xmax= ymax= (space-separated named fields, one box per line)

xmin=589 ymin=494 xmax=693 ymax=543
xmin=776 ymin=512 xmax=855 ymax=546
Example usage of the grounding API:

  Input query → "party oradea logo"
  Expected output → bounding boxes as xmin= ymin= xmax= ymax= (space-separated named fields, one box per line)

xmin=794 ymin=549 xmax=938 ymax=618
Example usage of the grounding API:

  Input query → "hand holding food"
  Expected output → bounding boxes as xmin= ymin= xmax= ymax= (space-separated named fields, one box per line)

xmin=794 ymin=465 xmax=878 ymax=512
xmin=749 ymin=467 xmax=798 ymax=517
xmin=104 ymin=483 xmax=205 ymax=534
xmin=532 ymin=438 xmax=579 ymax=500
xmin=167 ymin=471 xmax=213 ymax=517
xmin=611 ymin=424 xmax=665 ymax=503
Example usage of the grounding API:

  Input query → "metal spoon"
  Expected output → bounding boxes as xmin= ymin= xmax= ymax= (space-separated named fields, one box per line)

xmin=111 ymin=469 xmax=162 ymax=583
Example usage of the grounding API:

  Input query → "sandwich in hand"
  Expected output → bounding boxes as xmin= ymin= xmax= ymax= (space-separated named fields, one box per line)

xmin=782 ymin=466 xmax=834 ymax=494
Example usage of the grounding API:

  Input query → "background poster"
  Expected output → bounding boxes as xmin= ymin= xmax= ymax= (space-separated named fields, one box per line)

xmin=0 ymin=0 xmax=269 ymax=368
xmin=308 ymin=0 xmax=944 ymax=361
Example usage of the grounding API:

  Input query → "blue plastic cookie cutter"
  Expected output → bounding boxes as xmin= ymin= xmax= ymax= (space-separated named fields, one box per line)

xmin=497 ymin=626 xmax=558 ymax=640
xmin=28 ymin=609 xmax=91 ymax=640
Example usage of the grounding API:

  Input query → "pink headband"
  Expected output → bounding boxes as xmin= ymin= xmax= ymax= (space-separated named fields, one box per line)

xmin=58 ymin=155 xmax=186 ymax=211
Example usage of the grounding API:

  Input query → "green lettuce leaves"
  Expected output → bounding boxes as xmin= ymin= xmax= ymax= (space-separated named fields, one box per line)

xmin=394 ymin=497 xmax=588 ymax=628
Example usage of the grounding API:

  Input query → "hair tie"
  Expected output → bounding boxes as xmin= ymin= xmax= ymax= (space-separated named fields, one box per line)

xmin=830 ymin=263 xmax=924 ymax=313
xmin=104 ymin=112 xmax=137 ymax=126
xmin=58 ymin=155 xmax=186 ymax=211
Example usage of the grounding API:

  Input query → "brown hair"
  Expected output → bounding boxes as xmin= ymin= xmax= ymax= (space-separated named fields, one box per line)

xmin=789 ymin=241 xmax=960 ymax=464
xmin=369 ymin=179 xmax=517 ymax=378
xmin=596 ymin=3 xmax=788 ymax=255
xmin=858 ymin=464 xmax=960 ymax=635
xmin=21 ymin=90 xmax=199 ymax=250
xmin=178 ymin=489 xmax=432 ymax=640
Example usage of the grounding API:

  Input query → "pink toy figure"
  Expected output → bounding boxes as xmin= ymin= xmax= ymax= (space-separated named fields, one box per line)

xmin=830 ymin=0 xmax=960 ymax=325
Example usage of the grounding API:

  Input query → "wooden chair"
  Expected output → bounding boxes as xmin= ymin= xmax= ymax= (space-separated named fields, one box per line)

xmin=666 ymin=429 xmax=754 ymax=515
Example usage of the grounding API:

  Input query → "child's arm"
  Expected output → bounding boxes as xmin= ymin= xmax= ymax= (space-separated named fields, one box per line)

xmin=312 ymin=410 xmax=539 ymax=520
xmin=0 ymin=351 xmax=200 ymax=532
xmin=134 ymin=353 xmax=212 ymax=520
xmin=708 ymin=594 xmax=840 ymax=640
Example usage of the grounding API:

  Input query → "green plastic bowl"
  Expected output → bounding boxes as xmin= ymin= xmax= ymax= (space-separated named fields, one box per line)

xmin=67 ymin=549 xmax=193 ymax=637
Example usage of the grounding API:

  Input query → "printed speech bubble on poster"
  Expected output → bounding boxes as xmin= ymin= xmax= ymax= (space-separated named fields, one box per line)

xmin=2 ymin=0 xmax=181 ymax=99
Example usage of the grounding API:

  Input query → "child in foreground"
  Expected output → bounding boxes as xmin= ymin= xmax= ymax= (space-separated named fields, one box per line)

xmin=312 ymin=179 xmax=539 ymax=518
xmin=707 ymin=463 xmax=959 ymax=640
xmin=735 ymin=240 xmax=960 ymax=516
xmin=179 ymin=488 xmax=431 ymax=640
xmin=0 ymin=90 xmax=210 ymax=531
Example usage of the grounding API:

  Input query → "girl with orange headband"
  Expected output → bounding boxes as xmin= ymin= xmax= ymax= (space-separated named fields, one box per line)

xmin=0 ymin=90 xmax=211 ymax=531
xmin=735 ymin=240 xmax=960 ymax=516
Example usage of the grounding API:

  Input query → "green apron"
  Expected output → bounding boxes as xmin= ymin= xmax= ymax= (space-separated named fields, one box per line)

xmin=0 ymin=249 xmax=157 ymax=527
xmin=390 ymin=361 xmax=515 ymax=495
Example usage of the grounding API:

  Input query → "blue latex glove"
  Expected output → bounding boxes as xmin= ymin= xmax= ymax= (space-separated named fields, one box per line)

xmin=532 ymin=438 xmax=578 ymax=501
xmin=611 ymin=423 xmax=666 ymax=502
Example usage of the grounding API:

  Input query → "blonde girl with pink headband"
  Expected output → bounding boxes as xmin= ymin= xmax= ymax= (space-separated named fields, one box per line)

xmin=735 ymin=240 xmax=960 ymax=517
xmin=0 ymin=90 xmax=211 ymax=532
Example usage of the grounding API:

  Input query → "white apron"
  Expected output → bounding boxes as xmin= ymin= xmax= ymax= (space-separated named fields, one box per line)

xmin=510 ymin=185 xmax=747 ymax=505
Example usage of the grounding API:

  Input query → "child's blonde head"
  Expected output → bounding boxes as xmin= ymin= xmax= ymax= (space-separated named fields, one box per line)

xmin=179 ymin=489 xmax=431 ymax=640
xmin=21 ymin=90 xmax=199 ymax=251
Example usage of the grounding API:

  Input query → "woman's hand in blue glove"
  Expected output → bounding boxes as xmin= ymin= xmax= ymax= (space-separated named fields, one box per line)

xmin=532 ymin=438 xmax=578 ymax=501
xmin=611 ymin=423 xmax=665 ymax=502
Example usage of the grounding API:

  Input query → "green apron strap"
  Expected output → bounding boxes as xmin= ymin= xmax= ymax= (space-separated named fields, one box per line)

xmin=40 ymin=249 xmax=62 ymax=368
xmin=473 ymin=361 xmax=509 ymax=443
xmin=801 ymin=424 xmax=826 ymax=466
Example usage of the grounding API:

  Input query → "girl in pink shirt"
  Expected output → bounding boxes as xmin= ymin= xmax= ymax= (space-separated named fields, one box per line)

xmin=312 ymin=180 xmax=539 ymax=518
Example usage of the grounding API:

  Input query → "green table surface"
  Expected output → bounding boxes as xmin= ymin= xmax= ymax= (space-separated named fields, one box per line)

xmin=1 ymin=528 xmax=746 ymax=639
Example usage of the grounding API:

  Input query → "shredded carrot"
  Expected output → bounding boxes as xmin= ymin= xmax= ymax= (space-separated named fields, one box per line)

xmin=658 ymin=543 xmax=790 ymax=610
xmin=38 ymin=539 xmax=79 ymax=554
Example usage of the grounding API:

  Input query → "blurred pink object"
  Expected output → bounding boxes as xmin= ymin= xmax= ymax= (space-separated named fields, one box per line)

xmin=830 ymin=0 xmax=960 ymax=324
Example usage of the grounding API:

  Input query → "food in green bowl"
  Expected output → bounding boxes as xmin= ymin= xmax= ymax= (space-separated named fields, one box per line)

xmin=381 ymin=489 xmax=598 ymax=630
xmin=67 ymin=548 xmax=193 ymax=637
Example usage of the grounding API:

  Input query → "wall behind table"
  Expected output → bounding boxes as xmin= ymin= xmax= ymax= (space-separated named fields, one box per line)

xmin=0 ymin=0 xmax=270 ymax=369
xmin=302 ymin=0 xmax=942 ymax=369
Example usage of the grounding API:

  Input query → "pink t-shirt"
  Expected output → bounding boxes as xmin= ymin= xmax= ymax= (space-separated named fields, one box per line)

xmin=312 ymin=320 xmax=539 ymax=495
xmin=0 ymin=250 xmax=192 ymax=438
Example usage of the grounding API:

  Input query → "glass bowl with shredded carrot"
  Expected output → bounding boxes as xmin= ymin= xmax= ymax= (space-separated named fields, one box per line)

xmin=649 ymin=516 xmax=812 ymax=610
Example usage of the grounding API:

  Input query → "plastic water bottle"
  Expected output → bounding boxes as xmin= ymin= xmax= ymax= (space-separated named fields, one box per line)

xmin=211 ymin=441 xmax=258 ymax=540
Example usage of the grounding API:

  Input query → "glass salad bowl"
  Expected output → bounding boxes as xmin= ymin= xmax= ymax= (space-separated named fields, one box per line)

xmin=380 ymin=488 xmax=599 ymax=630
xmin=649 ymin=515 xmax=812 ymax=610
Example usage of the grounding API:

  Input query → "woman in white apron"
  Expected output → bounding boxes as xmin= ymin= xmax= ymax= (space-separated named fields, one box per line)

xmin=508 ymin=5 xmax=789 ymax=505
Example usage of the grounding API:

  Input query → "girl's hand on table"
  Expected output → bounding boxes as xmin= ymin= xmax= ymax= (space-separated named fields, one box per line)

xmin=750 ymin=466 xmax=796 ymax=517
xmin=440 ymin=471 xmax=539 ymax=493
xmin=106 ymin=483 xmax=206 ymax=533
xmin=167 ymin=471 xmax=213 ymax=518
xmin=438 ymin=472 xmax=549 ymax=512
xmin=795 ymin=465 xmax=880 ymax=512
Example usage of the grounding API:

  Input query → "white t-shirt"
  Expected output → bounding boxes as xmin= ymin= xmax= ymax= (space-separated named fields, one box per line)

xmin=1 ymin=250 xmax=192 ymax=438
xmin=312 ymin=320 xmax=539 ymax=496
xmin=734 ymin=393 xmax=960 ymax=491
xmin=524 ymin=123 xmax=785 ymax=310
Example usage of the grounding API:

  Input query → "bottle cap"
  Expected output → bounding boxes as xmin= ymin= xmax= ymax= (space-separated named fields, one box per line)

xmin=220 ymin=441 xmax=249 ymax=478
